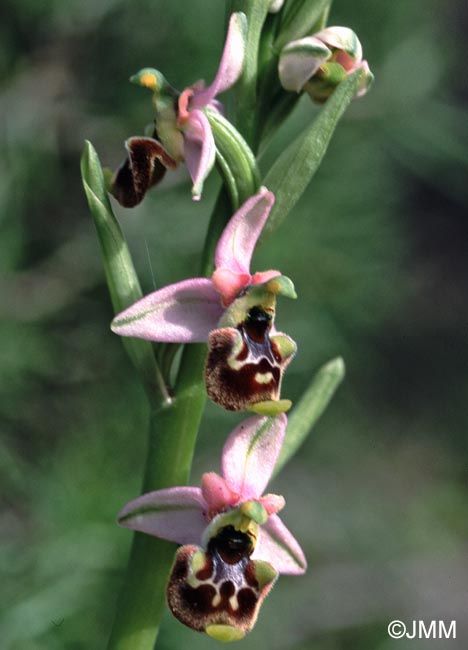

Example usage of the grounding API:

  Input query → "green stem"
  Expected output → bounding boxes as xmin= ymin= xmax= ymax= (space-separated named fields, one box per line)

xmin=105 ymin=189 xmax=234 ymax=650
xmin=105 ymin=385 xmax=205 ymax=650
xmin=229 ymin=0 xmax=270 ymax=147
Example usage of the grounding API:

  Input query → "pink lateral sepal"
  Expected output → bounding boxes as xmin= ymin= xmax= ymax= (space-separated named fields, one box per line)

xmin=183 ymin=108 xmax=216 ymax=200
xmin=111 ymin=278 xmax=223 ymax=343
xmin=253 ymin=514 xmax=307 ymax=575
xmin=117 ymin=486 xmax=207 ymax=545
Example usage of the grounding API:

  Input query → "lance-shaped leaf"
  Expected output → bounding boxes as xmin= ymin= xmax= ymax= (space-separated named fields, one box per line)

xmin=273 ymin=356 xmax=345 ymax=477
xmin=81 ymin=141 xmax=168 ymax=401
xmin=262 ymin=68 xmax=366 ymax=236
xmin=276 ymin=0 xmax=332 ymax=50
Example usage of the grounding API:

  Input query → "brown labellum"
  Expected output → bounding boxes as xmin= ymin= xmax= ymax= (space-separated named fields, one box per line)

xmin=205 ymin=306 xmax=295 ymax=411
xmin=167 ymin=525 xmax=277 ymax=637
xmin=110 ymin=136 xmax=177 ymax=207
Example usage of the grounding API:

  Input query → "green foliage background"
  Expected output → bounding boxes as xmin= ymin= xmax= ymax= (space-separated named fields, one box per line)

xmin=1 ymin=0 xmax=467 ymax=648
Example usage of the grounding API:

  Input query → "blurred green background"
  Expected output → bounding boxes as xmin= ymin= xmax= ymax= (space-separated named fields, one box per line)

xmin=1 ymin=1 xmax=467 ymax=649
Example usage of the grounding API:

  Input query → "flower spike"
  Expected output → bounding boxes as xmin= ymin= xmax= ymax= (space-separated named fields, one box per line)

xmin=117 ymin=415 xmax=306 ymax=638
xmin=112 ymin=189 xmax=297 ymax=414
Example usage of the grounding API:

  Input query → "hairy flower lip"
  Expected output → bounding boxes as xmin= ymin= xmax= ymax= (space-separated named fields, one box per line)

xmin=117 ymin=414 xmax=307 ymax=575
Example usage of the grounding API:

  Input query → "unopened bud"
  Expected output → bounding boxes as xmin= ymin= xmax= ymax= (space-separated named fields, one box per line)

xmin=278 ymin=26 xmax=374 ymax=102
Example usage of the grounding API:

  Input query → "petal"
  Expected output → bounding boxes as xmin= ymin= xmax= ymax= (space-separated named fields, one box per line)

xmin=183 ymin=109 xmax=216 ymax=201
xmin=253 ymin=514 xmax=307 ymax=575
xmin=177 ymin=87 xmax=194 ymax=124
xmin=315 ymin=26 xmax=363 ymax=70
xmin=111 ymin=278 xmax=223 ymax=343
xmin=117 ymin=487 xmax=207 ymax=545
xmin=212 ymin=269 xmax=284 ymax=308
xmin=211 ymin=268 xmax=252 ymax=306
xmin=278 ymin=37 xmax=331 ymax=92
xmin=214 ymin=187 xmax=275 ymax=275
xmin=250 ymin=269 xmax=282 ymax=286
xmin=258 ymin=493 xmax=285 ymax=515
xmin=222 ymin=413 xmax=287 ymax=499
xmin=191 ymin=12 xmax=247 ymax=108
xmin=201 ymin=472 xmax=239 ymax=514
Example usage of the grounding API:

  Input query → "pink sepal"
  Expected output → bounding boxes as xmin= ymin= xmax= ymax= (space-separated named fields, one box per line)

xmin=191 ymin=13 xmax=246 ymax=109
xmin=253 ymin=513 xmax=307 ymax=575
xmin=183 ymin=109 xmax=216 ymax=201
xmin=117 ymin=487 xmax=207 ymax=545
xmin=111 ymin=277 xmax=223 ymax=343
xmin=315 ymin=26 xmax=363 ymax=71
xmin=278 ymin=36 xmax=330 ymax=92
xmin=222 ymin=414 xmax=287 ymax=500
xmin=215 ymin=188 xmax=275 ymax=274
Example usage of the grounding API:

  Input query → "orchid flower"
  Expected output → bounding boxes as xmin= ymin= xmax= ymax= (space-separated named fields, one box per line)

xmin=278 ymin=26 xmax=374 ymax=103
xmin=111 ymin=188 xmax=297 ymax=415
xmin=118 ymin=414 xmax=306 ymax=641
xmin=110 ymin=12 xmax=247 ymax=207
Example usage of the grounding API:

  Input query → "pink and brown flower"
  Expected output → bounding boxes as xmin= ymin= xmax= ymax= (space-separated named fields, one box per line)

xmin=118 ymin=414 xmax=306 ymax=640
xmin=111 ymin=188 xmax=297 ymax=415
xmin=110 ymin=12 xmax=247 ymax=206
